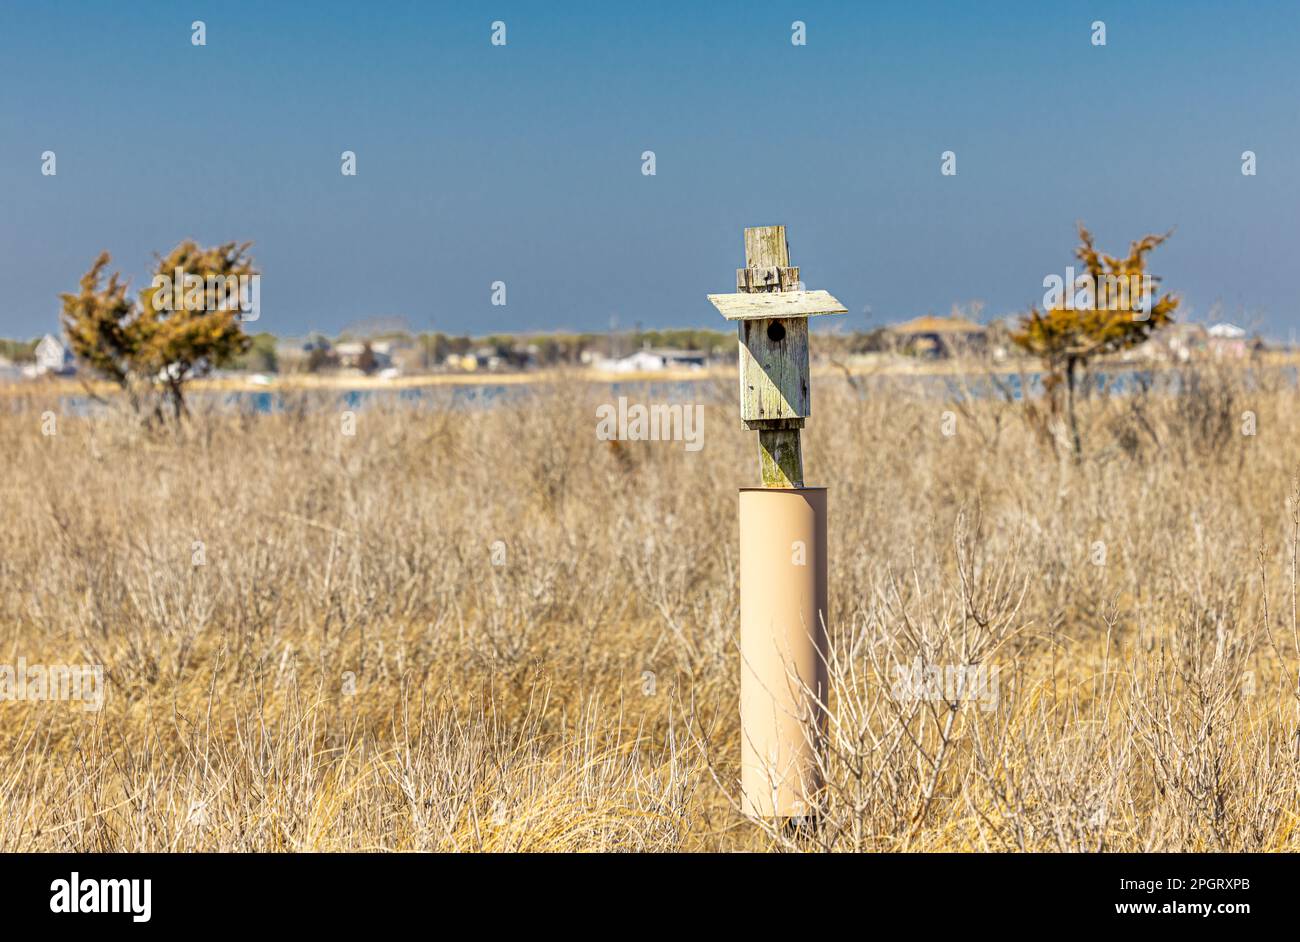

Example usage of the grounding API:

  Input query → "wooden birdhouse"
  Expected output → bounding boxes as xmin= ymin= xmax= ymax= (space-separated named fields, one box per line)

xmin=707 ymin=226 xmax=846 ymax=486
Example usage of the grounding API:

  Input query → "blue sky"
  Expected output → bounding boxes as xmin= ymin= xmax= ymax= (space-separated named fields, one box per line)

xmin=1 ymin=1 xmax=1297 ymax=338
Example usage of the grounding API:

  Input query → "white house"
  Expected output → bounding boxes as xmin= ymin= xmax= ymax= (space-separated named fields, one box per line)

xmin=1207 ymin=322 xmax=1248 ymax=358
xmin=32 ymin=334 xmax=74 ymax=376
xmin=334 ymin=341 xmax=393 ymax=372
xmin=596 ymin=348 xmax=708 ymax=373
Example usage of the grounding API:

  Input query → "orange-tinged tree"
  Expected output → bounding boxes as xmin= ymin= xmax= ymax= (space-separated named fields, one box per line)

xmin=61 ymin=241 xmax=256 ymax=421
xmin=1013 ymin=224 xmax=1179 ymax=456
xmin=60 ymin=253 xmax=141 ymax=405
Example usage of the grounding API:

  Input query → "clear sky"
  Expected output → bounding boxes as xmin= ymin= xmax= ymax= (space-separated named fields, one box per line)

xmin=1 ymin=0 xmax=1297 ymax=339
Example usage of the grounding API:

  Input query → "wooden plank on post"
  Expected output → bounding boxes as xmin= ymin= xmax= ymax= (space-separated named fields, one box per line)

xmin=708 ymin=290 xmax=847 ymax=321
xmin=744 ymin=226 xmax=789 ymax=270
xmin=735 ymin=266 xmax=799 ymax=293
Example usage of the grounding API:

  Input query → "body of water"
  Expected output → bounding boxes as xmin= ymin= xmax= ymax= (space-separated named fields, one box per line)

xmin=13 ymin=362 xmax=1297 ymax=417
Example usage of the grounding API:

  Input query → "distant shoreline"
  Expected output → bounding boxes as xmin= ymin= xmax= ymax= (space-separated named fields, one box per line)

xmin=4 ymin=351 xmax=1296 ymax=398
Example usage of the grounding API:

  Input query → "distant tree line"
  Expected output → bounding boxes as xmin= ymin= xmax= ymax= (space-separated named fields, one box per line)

xmin=0 ymin=338 xmax=39 ymax=362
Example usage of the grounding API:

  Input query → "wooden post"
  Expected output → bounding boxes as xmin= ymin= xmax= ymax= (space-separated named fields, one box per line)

xmin=709 ymin=225 xmax=846 ymax=487
xmin=740 ymin=226 xmax=803 ymax=486
xmin=707 ymin=226 xmax=845 ymax=822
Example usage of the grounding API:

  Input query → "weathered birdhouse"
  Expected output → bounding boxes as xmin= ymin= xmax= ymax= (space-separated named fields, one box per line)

xmin=707 ymin=226 xmax=846 ymax=487
xmin=706 ymin=225 xmax=840 ymax=823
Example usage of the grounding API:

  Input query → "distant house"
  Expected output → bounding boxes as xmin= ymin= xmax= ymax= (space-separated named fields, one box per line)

xmin=334 ymin=341 xmax=393 ymax=372
xmin=330 ymin=343 xmax=384 ymax=369
xmin=1124 ymin=322 xmax=1210 ymax=363
xmin=32 ymin=334 xmax=74 ymax=376
xmin=1207 ymin=322 xmax=1248 ymax=359
xmin=598 ymin=348 xmax=707 ymax=373
xmin=887 ymin=316 xmax=987 ymax=358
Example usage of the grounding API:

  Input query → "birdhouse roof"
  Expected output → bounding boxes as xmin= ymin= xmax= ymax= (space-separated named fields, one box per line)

xmin=707 ymin=290 xmax=847 ymax=321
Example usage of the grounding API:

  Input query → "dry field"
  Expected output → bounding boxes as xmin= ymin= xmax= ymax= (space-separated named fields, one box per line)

xmin=1 ymin=361 xmax=1299 ymax=851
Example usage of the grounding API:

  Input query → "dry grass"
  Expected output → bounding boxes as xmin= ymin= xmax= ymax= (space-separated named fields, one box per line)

xmin=2 ymin=360 xmax=1299 ymax=851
